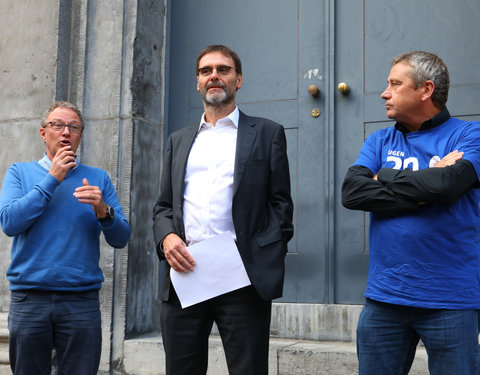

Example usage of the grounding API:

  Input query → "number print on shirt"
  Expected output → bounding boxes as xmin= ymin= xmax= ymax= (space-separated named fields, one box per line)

xmin=386 ymin=155 xmax=440 ymax=171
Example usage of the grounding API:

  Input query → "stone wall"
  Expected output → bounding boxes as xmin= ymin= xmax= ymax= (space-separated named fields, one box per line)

xmin=0 ymin=0 xmax=166 ymax=372
xmin=0 ymin=0 xmax=60 ymax=310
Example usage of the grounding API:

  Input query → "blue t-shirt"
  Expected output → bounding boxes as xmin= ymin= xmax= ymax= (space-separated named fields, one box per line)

xmin=0 ymin=158 xmax=130 ymax=291
xmin=354 ymin=116 xmax=480 ymax=308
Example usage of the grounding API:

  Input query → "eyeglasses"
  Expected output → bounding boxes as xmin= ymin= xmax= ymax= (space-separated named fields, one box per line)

xmin=45 ymin=121 xmax=83 ymax=134
xmin=197 ymin=65 xmax=235 ymax=77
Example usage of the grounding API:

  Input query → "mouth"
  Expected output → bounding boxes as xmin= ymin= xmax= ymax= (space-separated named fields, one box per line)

xmin=206 ymin=82 xmax=225 ymax=91
xmin=60 ymin=140 xmax=71 ymax=147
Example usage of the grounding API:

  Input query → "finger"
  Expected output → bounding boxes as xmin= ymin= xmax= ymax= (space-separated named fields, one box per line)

xmin=446 ymin=151 xmax=462 ymax=158
xmin=83 ymin=178 xmax=89 ymax=186
xmin=166 ymin=251 xmax=191 ymax=272
xmin=445 ymin=154 xmax=463 ymax=163
xmin=74 ymin=189 xmax=101 ymax=200
xmin=55 ymin=147 xmax=75 ymax=160
xmin=169 ymin=253 xmax=190 ymax=272
xmin=174 ymin=252 xmax=195 ymax=272
xmin=178 ymin=248 xmax=196 ymax=267
xmin=55 ymin=145 xmax=72 ymax=155
xmin=76 ymin=195 xmax=101 ymax=203
xmin=166 ymin=247 xmax=195 ymax=272
xmin=168 ymin=257 xmax=189 ymax=273
xmin=75 ymin=185 xmax=100 ymax=194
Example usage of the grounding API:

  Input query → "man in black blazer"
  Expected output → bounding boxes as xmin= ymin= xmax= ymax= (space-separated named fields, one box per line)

xmin=153 ymin=45 xmax=294 ymax=375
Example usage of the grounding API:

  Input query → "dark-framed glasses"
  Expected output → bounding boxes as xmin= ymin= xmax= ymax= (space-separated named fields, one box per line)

xmin=46 ymin=121 xmax=83 ymax=134
xmin=197 ymin=65 xmax=235 ymax=77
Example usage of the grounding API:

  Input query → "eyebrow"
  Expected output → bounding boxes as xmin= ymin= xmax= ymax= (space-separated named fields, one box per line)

xmin=198 ymin=65 xmax=232 ymax=69
xmin=50 ymin=119 xmax=81 ymax=124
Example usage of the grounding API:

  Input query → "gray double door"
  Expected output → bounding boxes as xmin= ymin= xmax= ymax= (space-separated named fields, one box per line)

xmin=166 ymin=0 xmax=480 ymax=304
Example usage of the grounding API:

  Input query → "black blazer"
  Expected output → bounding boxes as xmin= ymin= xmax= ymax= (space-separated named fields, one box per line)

xmin=153 ymin=111 xmax=294 ymax=301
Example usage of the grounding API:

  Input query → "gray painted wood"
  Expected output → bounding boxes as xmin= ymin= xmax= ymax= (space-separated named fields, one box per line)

xmin=167 ymin=0 xmax=480 ymax=304
xmin=334 ymin=0 xmax=480 ymax=303
xmin=166 ymin=0 xmax=330 ymax=303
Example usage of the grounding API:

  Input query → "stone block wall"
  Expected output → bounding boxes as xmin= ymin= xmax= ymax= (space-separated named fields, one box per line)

xmin=0 ymin=0 xmax=166 ymax=372
xmin=0 ymin=0 xmax=60 ymax=310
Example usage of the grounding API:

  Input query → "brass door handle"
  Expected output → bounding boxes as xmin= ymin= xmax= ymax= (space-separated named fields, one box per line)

xmin=308 ymin=85 xmax=320 ymax=98
xmin=337 ymin=82 xmax=350 ymax=95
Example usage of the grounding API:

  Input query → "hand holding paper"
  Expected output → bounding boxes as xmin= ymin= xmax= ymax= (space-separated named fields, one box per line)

xmin=163 ymin=232 xmax=196 ymax=272
xmin=170 ymin=232 xmax=251 ymax=308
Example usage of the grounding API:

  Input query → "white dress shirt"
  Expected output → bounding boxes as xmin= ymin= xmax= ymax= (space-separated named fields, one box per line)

xmin=183 ymin=107 xmax=239 ymax=245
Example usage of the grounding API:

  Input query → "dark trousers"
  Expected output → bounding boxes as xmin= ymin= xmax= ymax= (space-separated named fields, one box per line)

xmin=161 ymin=286 xmax=272 ymax=375
xmin=8 ymin=290 xmax=102 ymax=375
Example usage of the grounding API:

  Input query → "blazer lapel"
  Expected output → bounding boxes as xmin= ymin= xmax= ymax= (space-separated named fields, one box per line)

xmin=233 ymin=111 xmax=257 ymax=194
xmin=174 ymin=123 xmax=199 ymax=206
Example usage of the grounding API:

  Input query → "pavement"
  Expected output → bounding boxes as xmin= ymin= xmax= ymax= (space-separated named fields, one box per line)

xmin=123 ymin=334 xmax=429 ymax=375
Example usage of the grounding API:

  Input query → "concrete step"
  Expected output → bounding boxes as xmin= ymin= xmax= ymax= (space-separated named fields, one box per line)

xmin=0 ymin=329 xmax=8 ymax=344
xmin=0 ymin=313 xmax=9 ymax=366
xmin=123 ymin=335 xmax=428 ymax=375
xmin=0 ymin=314 xmax=7 ymax=328
xmin=0 ymin=348 xmax=8 ymax=366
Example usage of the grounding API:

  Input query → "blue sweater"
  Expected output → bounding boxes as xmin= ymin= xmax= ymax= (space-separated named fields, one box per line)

xmin=0 ymin=159 xmax=130 ymax=291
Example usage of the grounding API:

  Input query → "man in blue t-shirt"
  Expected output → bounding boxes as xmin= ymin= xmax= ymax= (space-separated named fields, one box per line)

xmin=342 ymin=51 xmax=480 ymax=374
xmin=0 ymin=101 xmax=130 ymax=374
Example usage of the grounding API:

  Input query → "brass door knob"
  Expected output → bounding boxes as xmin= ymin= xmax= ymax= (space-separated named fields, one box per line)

xmin=337 ymin=82 xmax=350 ymax=95
xmin=308 ymin=85 xmax=320 ymax=98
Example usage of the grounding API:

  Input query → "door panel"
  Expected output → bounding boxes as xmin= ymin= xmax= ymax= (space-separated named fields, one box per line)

xmin=166 ymin=0 xmax=480 ymax=305
xmin=167 ymin=0 xmax=328 ymax=302
xmin=334 ymin=0 xmax=480 ymax=304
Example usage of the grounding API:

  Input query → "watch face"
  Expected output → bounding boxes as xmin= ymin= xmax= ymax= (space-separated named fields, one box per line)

xmin=107 ymin=205 xmax=114 ymax=219
xmin=99 ymin=205 xmax=114 ymax=222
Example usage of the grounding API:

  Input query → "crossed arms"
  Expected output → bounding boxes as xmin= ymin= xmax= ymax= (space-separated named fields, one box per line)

xmin=342 ymin=151 xmax=478 ymax=215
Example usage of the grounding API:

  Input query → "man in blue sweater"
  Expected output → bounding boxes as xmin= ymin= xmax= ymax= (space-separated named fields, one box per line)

xmin=0 ymin=101 xmax=130 ymax=374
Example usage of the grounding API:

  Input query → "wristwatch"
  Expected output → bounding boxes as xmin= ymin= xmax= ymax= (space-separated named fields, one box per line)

xmin=98 ymin=205 xmax=115 ymax=222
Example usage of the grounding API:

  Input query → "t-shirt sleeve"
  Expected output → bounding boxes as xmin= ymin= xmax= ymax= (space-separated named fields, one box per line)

xmin=456 ymin=122 xmax=480 ymax=181
xmin=353 ymin=132 xmax=381 ymax=174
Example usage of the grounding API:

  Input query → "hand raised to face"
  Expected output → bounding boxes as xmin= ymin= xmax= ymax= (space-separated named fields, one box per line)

xmin=48 ymin=145 xmax=77 ymax=182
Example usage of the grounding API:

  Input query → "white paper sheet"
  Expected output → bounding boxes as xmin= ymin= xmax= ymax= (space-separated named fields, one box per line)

xmin=170 ymin=232 xmax=251 ymax=308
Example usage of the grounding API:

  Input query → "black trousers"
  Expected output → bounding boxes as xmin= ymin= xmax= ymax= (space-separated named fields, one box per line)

xmin=160 ymin=286 xmax=272 ymax=375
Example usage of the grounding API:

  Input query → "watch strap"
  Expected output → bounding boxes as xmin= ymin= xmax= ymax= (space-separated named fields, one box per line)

xmin=98 ymin=205 xmax=114 ymax=222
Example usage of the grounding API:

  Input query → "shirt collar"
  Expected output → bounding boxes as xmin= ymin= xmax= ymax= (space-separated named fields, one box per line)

xmin=37 ymin=153 xmax=79 ymax=171
xmin=198 ymin=106 xmax=239 ymax=131
xmin=395 ymin=107 xmax=451 ymax=134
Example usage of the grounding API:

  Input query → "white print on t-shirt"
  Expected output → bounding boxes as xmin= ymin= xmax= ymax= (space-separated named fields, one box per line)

xmin=386 ymin=155 xmax=440 ymax=171
xmin=387 ymin=150 xmax=405 ymax=157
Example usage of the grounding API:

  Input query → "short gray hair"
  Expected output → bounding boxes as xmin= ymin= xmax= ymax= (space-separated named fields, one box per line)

xmin=41 ymin=101 xmax=84 ymax=128
xmin=392 ymin=51 xmax=449 ymax=109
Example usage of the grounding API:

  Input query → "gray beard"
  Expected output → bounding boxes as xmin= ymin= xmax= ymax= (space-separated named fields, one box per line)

xmin=205 ymin=90 xmax=227 ymax=106
xmin=202 ymin=85 xmax=235 ymax=107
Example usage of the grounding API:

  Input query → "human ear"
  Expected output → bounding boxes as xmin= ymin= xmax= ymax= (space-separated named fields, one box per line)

xmin=421 ymin=80 xmax=435 ymax=102
xmin=236 ymin=74 xmax=243 ymax=91
xmin=40 ymin=127 xmax=46 ymax=142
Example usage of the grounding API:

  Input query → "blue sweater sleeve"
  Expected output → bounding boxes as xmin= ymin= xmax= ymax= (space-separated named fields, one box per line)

xmin=0 ymin=164 xmax=60 ymax=236
xmin=97 ymin=172 xmax=130 ymax=248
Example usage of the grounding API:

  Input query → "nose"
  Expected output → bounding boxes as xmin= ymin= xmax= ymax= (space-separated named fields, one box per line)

xmin=62 ymin=125 xmax=72 ymax=135
xmin=381 ymin=87 xmax=390 ymax=100
xmin=209 ymin=68 xmax=221 ymax=79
